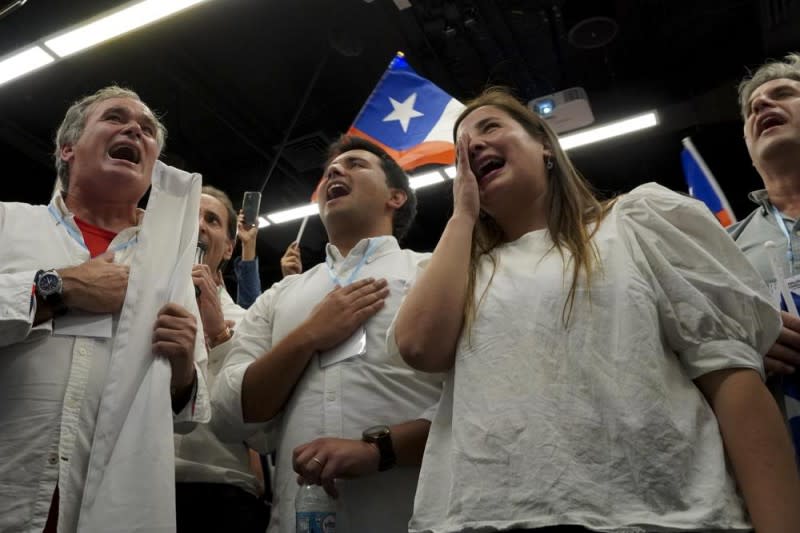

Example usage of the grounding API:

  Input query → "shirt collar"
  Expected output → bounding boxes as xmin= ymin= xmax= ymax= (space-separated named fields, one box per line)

xmin=325 ymin=236 xmax=399 ymax=265
xmin=49 ymin=193 xmax=145 ymax=240
xmin=748 ymin=189 xmax=771 ymax=211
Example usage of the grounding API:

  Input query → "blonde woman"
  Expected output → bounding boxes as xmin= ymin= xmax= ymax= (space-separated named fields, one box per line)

xmin=391 ymin=89 xmax=800 ymax=532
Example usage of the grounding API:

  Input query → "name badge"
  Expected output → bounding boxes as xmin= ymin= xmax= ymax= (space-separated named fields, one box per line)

xmin=53 ymin=311 xmax=113 ymax=339
xmin=318 ymin=327 xmax=367 ymax=368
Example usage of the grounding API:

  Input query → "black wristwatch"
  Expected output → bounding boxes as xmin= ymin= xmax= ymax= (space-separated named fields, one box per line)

xmin=362 ymin=424 xmax=396 ymax=472
xmin=35 ymin=269 xmax=68 ymax=317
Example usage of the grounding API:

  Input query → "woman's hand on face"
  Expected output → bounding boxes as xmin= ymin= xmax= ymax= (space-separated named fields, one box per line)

xmin=453 ymin=133 xmax=481 ymax=223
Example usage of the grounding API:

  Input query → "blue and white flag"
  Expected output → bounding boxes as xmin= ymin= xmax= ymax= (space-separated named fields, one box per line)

xmin=348 ymin=52 xmax=464 ymax=171
xmin=681 ymin=137 xmax=736 ymax=227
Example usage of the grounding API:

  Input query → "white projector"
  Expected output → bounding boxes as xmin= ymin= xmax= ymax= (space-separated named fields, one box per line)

xmin=528 ymin=87 xmax=595 ymax=134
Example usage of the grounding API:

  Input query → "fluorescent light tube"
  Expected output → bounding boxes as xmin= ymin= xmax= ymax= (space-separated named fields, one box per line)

xmin=0 ymin=46 xmax=55 ymax=86
xmin=45 ymin=0 xmax=208 ymax=57
xmin=560 ymin=112 xmax=658 ymax=150
xmin=266 ymin=203 xmax=319 ymax=224
xmin=257 ymin=217 xmax=270 ymax=228
xmin=410 ymin=170 xmax=444 ymax=189
xmin=260 ymin=111 xmax=659 ymax=228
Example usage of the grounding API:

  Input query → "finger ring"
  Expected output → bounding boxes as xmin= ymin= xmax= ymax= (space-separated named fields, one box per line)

xmin=311 ymin=457 xmax=324 ymax=468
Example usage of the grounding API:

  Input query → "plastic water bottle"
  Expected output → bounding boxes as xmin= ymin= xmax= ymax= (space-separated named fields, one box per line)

xmin=295 ymin=483 xmax=336 ymax=533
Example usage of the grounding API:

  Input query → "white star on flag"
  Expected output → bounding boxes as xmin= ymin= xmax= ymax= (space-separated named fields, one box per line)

xmin=382 ymin=93 xmax=424 ymax=133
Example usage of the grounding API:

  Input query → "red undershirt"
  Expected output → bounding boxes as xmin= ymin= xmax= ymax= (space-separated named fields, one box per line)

xmin=74 ymin=216 xmax=118 ymax=257
xmin=43 ymin=217 xmax=118 ymax=532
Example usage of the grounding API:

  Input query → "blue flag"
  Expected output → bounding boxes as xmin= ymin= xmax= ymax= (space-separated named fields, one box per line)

xmin=681 ymin=137 xmax=736 ymax=227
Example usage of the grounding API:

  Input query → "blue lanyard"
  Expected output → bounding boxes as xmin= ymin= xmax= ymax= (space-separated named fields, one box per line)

xmin=771 ymin=204 xmax=795 ymax=275
xmin=325 ymin=239 xmax=380 ymax=287
xmin=48 ymin=203 xmax=138 ymax=254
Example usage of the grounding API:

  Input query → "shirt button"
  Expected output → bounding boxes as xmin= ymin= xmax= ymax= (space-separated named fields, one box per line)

xmin=78 ymin=347 xmax=89 ymax=356
xmin=48 ymin=453 xmax=58 ymax=465
xmin=326 ymin=392 xmax=336 ymax=402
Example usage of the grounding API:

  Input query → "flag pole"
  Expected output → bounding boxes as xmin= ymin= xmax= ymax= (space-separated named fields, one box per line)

xmin=295 ymin=215 xmax=309 ymax=245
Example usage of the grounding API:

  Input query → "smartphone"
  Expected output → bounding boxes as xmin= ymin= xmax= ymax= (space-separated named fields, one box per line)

xmin=242 ymin=191 xmax=262 ymax=228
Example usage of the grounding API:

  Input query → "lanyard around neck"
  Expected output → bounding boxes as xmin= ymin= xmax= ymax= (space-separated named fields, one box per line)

xmin=325 ymin=239 xmax=380 ymax=287
xmin=771 ymin=204 xmax=795 ymax=275
xmin=48 ymin=203 xmax=138 ymax=254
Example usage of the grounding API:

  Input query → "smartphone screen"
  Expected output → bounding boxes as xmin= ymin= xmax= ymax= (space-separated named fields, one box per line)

xmin=242 ymin=191 xmax=262 ymax=227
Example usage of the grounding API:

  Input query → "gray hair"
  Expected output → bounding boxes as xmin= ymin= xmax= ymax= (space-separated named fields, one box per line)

xmin=54 ymin=85 xmax=167 ymax=191
xmin=738 ymin=52 xmax=800 ymax=119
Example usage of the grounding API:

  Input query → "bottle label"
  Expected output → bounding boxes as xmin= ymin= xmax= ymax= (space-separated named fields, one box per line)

xmin=296 ymin=511 xmax=336 ymax=533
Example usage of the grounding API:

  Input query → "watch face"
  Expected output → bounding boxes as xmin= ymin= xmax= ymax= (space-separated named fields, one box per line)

xmin=364 ymin=425 xmax=391 ymax=440
xmin=39 ymin=272 xmax=61 ymax=296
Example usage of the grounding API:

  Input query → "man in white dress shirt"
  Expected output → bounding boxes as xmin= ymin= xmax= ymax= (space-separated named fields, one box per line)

xmin=0 ymin=86 xmax=207 ymax=532
xmin=174 ymin=185 xmax=268 ymax=532
xmin=212 ymin=136 xmax=443 ymax=533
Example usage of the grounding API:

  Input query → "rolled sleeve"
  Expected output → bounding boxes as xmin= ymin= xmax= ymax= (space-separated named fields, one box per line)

xmin=0 ymin=270 xmax=38 ymax=347
xmin=173 ymin=364 xmax=211 ymax=435
xmin=618 ymin=183 xmax=782 ymax=380
xmin=210 ymin=286 xmax=280 ymax=447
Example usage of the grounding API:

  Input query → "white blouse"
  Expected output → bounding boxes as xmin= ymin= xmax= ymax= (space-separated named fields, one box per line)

xmin=398 ymin=183 xmax=781 ymax=533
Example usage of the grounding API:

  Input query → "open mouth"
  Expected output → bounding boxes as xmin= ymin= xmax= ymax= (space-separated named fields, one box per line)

xmin=108 ymin=143 xmax=141 ymax=164
xmin=757 ymin=113 xmax=787 ymax=136
xmin=472 ymin=156 xmax=506 ymax=186
xmin=326 ymin=181 xmax=351 ymax=201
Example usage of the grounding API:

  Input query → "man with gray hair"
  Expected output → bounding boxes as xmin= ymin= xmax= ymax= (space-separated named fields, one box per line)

xmin=0 ymin=86 xmax=209 ymax=532
xmin=729 ymin=52 xmax=800 ymax=469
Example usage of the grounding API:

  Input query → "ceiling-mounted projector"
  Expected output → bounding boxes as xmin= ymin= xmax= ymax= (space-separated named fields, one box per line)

xmin=528 ymin=87 xmax=595 ymax=134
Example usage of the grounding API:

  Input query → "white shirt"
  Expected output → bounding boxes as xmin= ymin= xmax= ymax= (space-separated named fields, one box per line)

xmin=0 ymin=191 xmax=209 ymax=532
xmin=212 ymin=236 xmax=443 ymax=533
xmin=393 ymin=184 xmax=781 ymax=533
xmin=174 ymin=286 xmax=260 ymax=495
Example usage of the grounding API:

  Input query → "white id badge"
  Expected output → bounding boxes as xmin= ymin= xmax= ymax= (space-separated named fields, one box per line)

xmin=53 ymin=311 xmax=113 ymax=339
xmin=318 ymin=327 xmax=367 ymax=368
xmin=783 ymin=274 xmax=800 ymax=313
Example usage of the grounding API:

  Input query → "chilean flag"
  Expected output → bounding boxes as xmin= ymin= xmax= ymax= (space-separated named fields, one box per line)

xmin=347 ymin=52 xmax=464 ymax=171
xmin=681 ymin=137 xmax=737 ymax=227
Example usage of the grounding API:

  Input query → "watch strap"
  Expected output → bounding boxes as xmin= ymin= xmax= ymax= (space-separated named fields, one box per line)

xmin=363 ymin=425 xmax=396 ymax=472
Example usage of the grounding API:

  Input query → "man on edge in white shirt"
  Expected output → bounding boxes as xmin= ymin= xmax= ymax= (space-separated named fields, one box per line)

xmin=0 ymin=85 xmax=207 ymax=532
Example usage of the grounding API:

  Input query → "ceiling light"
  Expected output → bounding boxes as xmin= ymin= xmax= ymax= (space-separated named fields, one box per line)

xmin=259 ymin=111 xmax=660 ymax=229
xmin=410 ymin=170 xmax=445 ymax=189
xmin=45 ymin=0 xmax=209 ymax=57
xmin=0 ymin=46 xmax=55 ymax=86
xmin=559 ymin=112 xmax=658 ymax=150
xmin=266 ymin=203 xmax=319 ymax=224
xmin=257 ymin=217 xmax=270 ymax=228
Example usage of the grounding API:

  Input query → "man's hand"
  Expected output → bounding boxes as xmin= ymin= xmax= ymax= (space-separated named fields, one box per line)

xmin=280 ymin=242 xmax=302 ymax=277
xmin=301 ymin=278 xmax=389 ymax=353
xmin=292 ymin=437 xmax=380 ymax=498
xmin=60 ymin=251 xmax=129 ymax=313
xmin=192 ymin=264 xmax=226 ymax=345
xmin=765 ymin=311 xmax=800 ymax=376
xmin=152 ymin=303 xmax=197 ymax=399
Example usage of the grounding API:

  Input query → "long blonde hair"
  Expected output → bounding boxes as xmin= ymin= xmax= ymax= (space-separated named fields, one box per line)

xmin=455 ymin=88 xmax=615 ymax=332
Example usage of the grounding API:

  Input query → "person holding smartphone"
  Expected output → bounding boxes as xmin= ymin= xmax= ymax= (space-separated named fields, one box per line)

xmin=174 ymin=185 xmax=269 ymax=533
xmin=234 ymin=201 xmax=262 ymax=308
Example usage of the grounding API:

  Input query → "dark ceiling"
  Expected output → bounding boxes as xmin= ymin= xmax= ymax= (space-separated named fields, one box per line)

xmin=2 ymin=0 xmax=800 ymax=289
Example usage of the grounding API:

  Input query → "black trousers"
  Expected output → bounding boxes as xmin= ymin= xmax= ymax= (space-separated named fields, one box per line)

xmin=175 ymin=482 xmax=269 ymax=533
